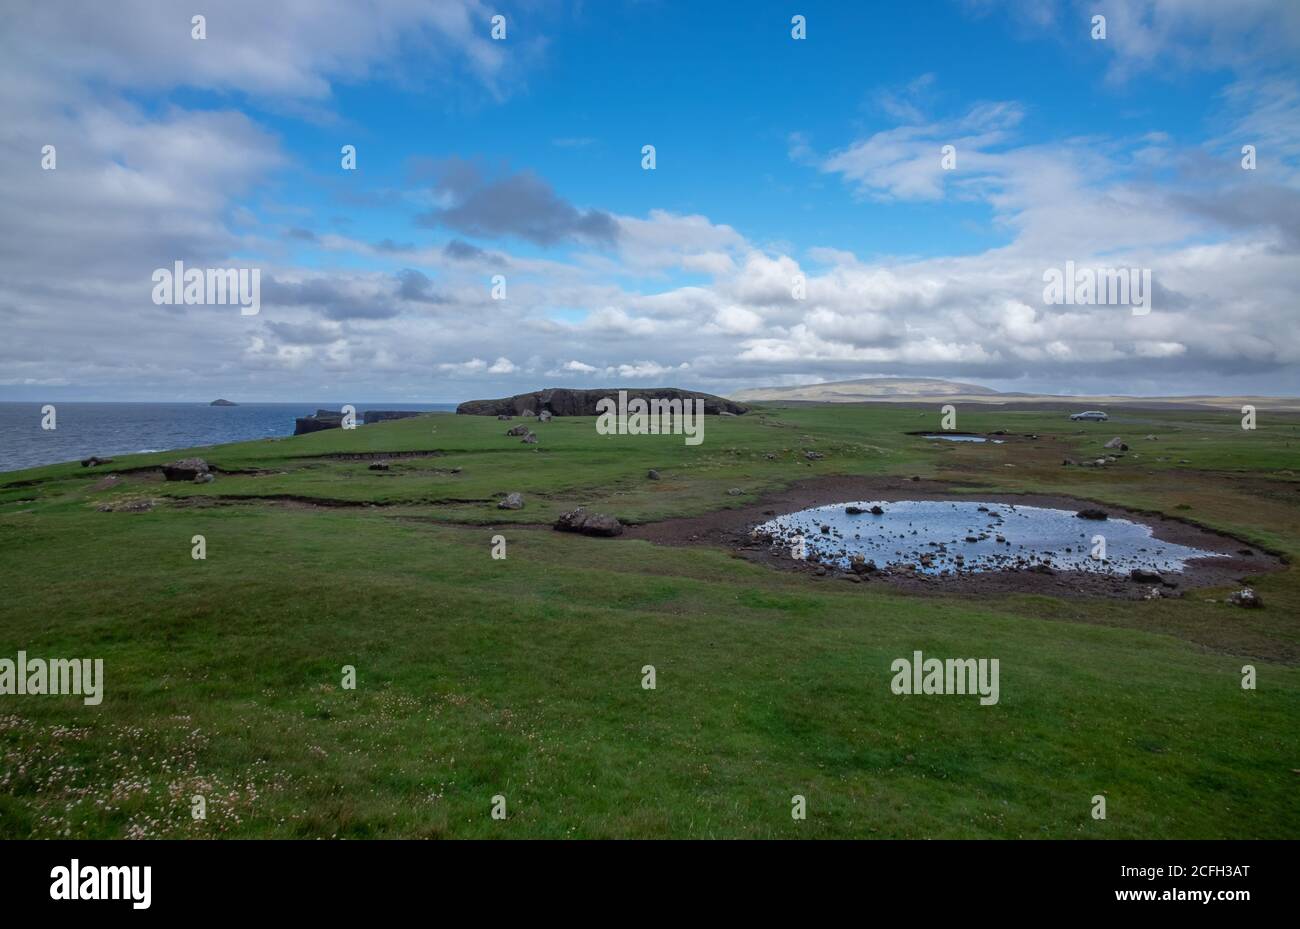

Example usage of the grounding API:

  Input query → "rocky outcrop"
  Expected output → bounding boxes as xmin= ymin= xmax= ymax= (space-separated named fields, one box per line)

xmin=457 ymin=387 xmax=748 ymax=417
xmin=162 ymin=457 xmax=210 ymax=481
xmin=295 ymin=410 xmax=345 ymax=435
xmin=293 ymin=409 xmax=425 ymax=435
xmin=554 ymin=507 xmax=623 ymax=537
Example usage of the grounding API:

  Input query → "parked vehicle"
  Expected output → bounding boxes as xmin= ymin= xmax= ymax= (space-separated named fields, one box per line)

xmin=1070 ymin=410 xmax=1109 ymax=422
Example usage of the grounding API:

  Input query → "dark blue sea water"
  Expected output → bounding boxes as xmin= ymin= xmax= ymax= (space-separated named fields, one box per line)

xmin=0 ymin=402 xmax=457 ymax=474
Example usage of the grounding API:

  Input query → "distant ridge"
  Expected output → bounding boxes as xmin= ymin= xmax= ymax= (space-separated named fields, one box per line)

xmin=730 ymin=377 xmax=998 ymax=403
xmin=728 ymin=377 xmax=1300 ymax=411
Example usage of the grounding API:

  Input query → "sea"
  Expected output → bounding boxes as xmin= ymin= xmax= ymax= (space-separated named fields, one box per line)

xmin=0 ymin=402 xmax=458 ymax=474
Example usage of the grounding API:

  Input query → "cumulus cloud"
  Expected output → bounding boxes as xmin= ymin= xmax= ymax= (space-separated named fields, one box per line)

xmin=415 ymin=157 xmax=619 ymax=247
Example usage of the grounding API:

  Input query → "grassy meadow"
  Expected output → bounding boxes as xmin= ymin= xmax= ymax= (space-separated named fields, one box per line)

xmin=1 ymin=403 xmax=1298 ymax=838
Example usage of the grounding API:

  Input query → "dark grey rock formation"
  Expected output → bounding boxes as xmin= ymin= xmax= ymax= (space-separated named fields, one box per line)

xmin=294 ymin=410 xmax=345 ymax=435
xmin=457 ymin=387 xmax=748 ymax=417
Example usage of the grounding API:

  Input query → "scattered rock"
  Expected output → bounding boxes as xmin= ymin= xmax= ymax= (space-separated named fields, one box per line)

xmin=1145 ymin=434 xmax=1157 ymax=441
xmin=727 ymin=488 xmax=743 ymax=496
xmin=1130 ymin=568 xmax=1164 ymax=584
xmin=1227 ymin=587 xmax=1263 ymax=609
xmin=1103 ymin=437 xmax=1126 ymax=450
xmin=554 ymin=507 xmax=624 ymax=537
xmin=1075 ymin=508 xmax=1108 ymax=520
xmin=162 ymin=457 xmax=210 ymax=481
xmin=804 ymin=451 xmax=824 ymax=460
xmin=538 ymin=410 xmax=553 ymax=423
xmin=193 ymin=472 xmax=215 ymax=484
xmin=647 ymin=469 xmax=660 ymax=480
xmin=845 ymin=505 xmax=865 ymax=515
xmin=506 ymin=425 xmax=531 ymax=436
xmin=497 ymin=414 xmax=513 ymax=421
xmin=97 ymin=498 xmax=153 ymax=513
xmin=869 ymin=505 xmax=885 ymax=515
xmin=368 ymin=462 xmax=390 ymax=471
xmin=498 ymin=492 xmax=525 ymax=510
xmin=521 ymin=433 xmax=538 ymax=444
xmin=80 ymin=456 xmax=113 ymax=468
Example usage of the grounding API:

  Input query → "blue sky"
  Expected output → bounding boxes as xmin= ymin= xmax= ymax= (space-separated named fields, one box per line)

xmin=2 ymin=0 xmax=1299 ymax=402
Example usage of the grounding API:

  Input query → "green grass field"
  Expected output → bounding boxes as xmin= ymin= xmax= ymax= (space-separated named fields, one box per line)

xmin=1 ymin=404 xmax=1298 ymax=838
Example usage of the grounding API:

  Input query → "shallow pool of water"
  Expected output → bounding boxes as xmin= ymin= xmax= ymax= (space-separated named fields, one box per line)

xmin=921 ymin=434 xmax=1004 ymax=443
xmin=753 ymin=500 xmax=1221 ymax=576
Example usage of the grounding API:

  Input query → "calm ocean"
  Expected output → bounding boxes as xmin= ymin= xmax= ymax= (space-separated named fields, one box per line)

xmin=0 ymin=402 xmax=457 ymax=474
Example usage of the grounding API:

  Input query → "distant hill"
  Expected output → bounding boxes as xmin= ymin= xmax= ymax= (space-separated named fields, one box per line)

xmin=209 ymin=398 xmax=238 ymax=406
xmin=728 ymin=377 xmax=1300 ymax=411
xmin=730 ymin=377 xmax=999 ymax=403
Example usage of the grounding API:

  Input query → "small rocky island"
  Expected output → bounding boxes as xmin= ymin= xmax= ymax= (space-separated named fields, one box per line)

xmin=210 ymin=398 xmax=238 ymax=406
xmin=457 ymin=387 xmax=748 ymax=417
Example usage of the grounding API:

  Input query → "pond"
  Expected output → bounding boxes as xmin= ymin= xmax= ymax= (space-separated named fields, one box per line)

xmin=753 ymin=500 xmax=1222 ymax=576
xmin=920 ymin=434 xmax=1003 ymax=443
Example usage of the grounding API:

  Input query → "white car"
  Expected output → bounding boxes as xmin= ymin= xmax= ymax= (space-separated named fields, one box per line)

xmin=1070 ymin=410 xmax=1109 ymax=422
